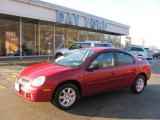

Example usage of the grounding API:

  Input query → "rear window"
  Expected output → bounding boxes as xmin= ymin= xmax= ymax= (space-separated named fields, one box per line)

xmin=131 ymin=47 xmax=144 ymax=52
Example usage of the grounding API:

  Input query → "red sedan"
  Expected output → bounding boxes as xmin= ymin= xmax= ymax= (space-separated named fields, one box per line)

xmin=15 ymin=47 xmax=151 ymax=109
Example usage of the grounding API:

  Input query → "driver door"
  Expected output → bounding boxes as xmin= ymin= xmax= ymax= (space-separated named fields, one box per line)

xmin=83 ymin=51 xmax=117 ymax=95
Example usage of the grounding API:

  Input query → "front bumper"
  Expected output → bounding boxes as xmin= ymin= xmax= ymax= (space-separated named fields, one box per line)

xmin=15 ymin=82 xmax=53 ymax=102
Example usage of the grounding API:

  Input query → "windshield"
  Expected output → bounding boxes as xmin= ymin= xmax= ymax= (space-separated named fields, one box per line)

xmin=55 ymin=50 xmax=95 ymax=67
xmin=69 ymin=43 xmax=91 ymax=50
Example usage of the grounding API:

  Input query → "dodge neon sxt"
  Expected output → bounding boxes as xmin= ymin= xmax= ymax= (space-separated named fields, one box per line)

xmin=15 ymin=47 xmax=151 ymax=110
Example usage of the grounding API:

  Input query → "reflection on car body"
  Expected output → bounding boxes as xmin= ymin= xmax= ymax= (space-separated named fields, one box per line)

xmin=55 ymin=40 xmax=115 ymax=59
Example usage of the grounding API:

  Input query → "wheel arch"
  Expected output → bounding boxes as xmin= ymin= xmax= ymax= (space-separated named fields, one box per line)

xmin=136 ymin=72 xmax=147 ymax=86
xmin=55 ymin=52 xmax=63 ymax=56
xmin=52 ymin=80 xmax=82 ymax=98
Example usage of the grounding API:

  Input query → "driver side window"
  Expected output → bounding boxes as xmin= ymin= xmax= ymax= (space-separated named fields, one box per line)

xmin=89 ymin=52 xmax=115 ymax=69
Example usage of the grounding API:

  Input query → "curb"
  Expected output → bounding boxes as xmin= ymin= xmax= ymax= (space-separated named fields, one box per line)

xmin=0 ymin=60 xmax=48 ymax=66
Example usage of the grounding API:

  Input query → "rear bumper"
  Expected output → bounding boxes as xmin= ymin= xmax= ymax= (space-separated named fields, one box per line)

xmin=15 ymin=82 xmax=53 ymax=102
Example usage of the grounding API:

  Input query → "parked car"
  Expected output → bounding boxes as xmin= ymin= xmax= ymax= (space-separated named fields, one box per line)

xmin=55 ymin=41 xmax=115 ymax=58
xmin=15 ymin=47 xmax=151 ymax=110
xmin=153 ymin=49 xmax=160 ymax=58
xmin=124 ymin=46 xmax=153 ymax=60
xmin=153 ymin=52 xmax=160 ymax=58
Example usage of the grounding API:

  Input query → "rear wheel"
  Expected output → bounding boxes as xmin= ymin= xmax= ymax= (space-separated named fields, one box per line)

xmin=130 ymin=75 xmax=145 ymax=94
xmin=52 ymin=83 xmax=79 ymax=110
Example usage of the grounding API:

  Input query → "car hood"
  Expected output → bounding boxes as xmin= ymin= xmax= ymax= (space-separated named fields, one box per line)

xmin=20 ymin=62 xmax=72 ymax=79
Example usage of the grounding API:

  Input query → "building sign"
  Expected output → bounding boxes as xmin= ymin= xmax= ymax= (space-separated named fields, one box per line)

xmin=56 ymin=10 xmax=107 ymax=31
xmin=56 ymin=11 xmax=79 ymax=26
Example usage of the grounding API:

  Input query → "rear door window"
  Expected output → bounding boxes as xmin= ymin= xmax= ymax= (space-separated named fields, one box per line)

xmin=116 ymin=52 xmax=134 ymax=65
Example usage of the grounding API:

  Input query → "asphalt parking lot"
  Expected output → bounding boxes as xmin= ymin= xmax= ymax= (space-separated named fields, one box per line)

xmin=0 ymin=59 xmax=160 ymax=120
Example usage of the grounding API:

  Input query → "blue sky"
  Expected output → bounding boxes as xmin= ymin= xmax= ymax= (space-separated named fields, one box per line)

xmin=42 ymin=0 xmax=160 ymax=48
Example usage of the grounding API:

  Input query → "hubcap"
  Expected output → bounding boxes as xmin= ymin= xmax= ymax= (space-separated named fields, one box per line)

xmin=59 ymin=87 xmax=76 ymax=107
xmin=136 ymin=78 xmax=144 ymax=92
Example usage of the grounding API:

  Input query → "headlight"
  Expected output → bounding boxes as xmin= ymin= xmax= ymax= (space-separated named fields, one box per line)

xmin=31 ymin=76 xmax=46 ymax=87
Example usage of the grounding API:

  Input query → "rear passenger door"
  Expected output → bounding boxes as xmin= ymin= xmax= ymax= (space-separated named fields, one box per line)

xmin=115 ymin=51 xmax=137 ymax=87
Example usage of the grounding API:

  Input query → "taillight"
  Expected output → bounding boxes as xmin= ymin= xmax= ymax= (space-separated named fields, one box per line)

xmin=143 ymin=66 xmax=150 ymax=73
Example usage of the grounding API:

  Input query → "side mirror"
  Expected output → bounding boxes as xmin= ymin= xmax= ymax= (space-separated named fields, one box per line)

xmin=86 ymin=63 xmax=99 ymax=71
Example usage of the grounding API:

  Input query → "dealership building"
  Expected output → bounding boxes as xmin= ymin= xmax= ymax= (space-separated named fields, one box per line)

xmin=0 ymin=0 xmax=129 ymax=60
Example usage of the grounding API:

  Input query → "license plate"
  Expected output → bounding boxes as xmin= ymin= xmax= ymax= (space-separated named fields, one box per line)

xmin=15 ymin=83 xmax=19 ymax=92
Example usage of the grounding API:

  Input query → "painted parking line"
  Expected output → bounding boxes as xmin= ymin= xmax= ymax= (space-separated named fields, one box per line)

xmin=0 ymin=85 xmax=6 ymax=89
xmin=12 ymin=73 xmax=19 ymax=78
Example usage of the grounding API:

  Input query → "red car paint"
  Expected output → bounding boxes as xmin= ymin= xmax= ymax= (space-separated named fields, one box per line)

xmin=15 ymin=47 xmax=151 ymax=102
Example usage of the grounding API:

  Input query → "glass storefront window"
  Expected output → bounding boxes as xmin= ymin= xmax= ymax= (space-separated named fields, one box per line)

xmin=104 ymin=34 xmax=110 ymax=42
xmin=0 ymin=15 xmax=123 ymax=57
xmin=88 ymin=31 xmax=97 ymax=40
xmin=55 ymin=26 xmax=67 ymax=49
xmin=97 ymin=33 xmax=104 ymax=41
xmin=0 ymin=18 xmax=20 ymax=56
xmin=109 ymin=35 xmax=121 ymax=48
xmin=40 ymin=24 xmax=54 ymax=55
xmin=79 ymin=30 xmax=88 ymax=42
xmin=22 ymin=19 xmax=38 ymax=56
xmin=116 ymin=36 xmax=121 ymax=48
xmin=66 ymin=28 xmax=78 ymax=47
xmin=110 ymin=35 xmax=116 ymax=47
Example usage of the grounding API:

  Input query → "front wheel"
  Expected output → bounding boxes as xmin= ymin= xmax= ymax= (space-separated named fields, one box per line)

xmin=130 ymin=75 xmax=145 ymax=94
xmin=52 ymin=84 xmax=79 ymax=110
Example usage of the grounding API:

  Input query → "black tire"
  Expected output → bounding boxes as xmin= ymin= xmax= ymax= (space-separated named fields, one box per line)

xmin=130 ymin=75 xmax=146 ymax=94
xmin=55 ymin=53 xmax=63 ymax=59
xmin=51 ymin=83 xmax=79 ymax=110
